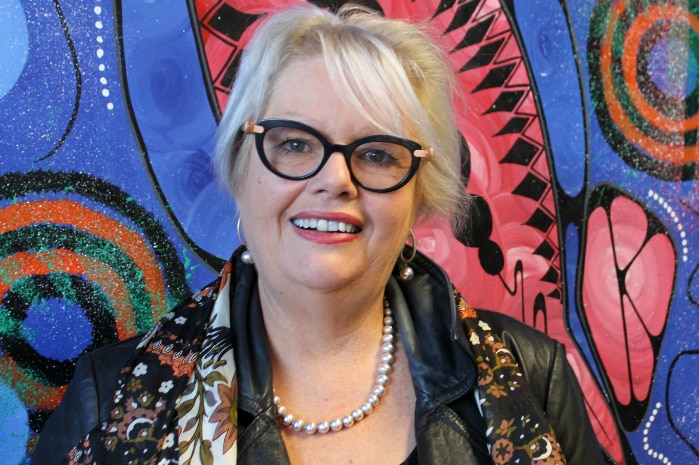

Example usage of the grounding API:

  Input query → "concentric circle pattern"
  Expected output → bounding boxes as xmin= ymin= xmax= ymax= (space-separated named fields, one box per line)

xmin=0 ymin=171 xmax=191 ymax=445
xmin=588 ymin=0 xmax=699 ymax=180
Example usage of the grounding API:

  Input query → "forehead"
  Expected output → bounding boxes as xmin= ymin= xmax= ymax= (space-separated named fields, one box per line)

xmin=263 ymin=56 xmax=392 ymax=139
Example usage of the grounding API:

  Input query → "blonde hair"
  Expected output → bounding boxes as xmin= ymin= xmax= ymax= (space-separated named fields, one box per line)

xmin=213 ymin=4 xmax=469 ymax=229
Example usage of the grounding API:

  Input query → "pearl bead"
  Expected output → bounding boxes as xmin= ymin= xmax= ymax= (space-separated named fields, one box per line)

xmin=303 ymin=422 xmax=317 ymax=434
xmin=274 ymin=297 xmax=396 ymax=435
xmin=292 ymin=419 xmax=305 ymax=431
xmin=330 ymin=419 xmax=343 ymax=431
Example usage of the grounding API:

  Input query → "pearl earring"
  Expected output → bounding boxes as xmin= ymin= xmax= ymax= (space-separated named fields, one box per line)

xmin=398 ymin=229 xmax=416 ymax=281
xmin=237 ymin=218 xmax=254 ymax=264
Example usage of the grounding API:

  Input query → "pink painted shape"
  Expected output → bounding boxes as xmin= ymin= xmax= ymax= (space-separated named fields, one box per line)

xmin=583 ymin=197 xmax=674 ymax=407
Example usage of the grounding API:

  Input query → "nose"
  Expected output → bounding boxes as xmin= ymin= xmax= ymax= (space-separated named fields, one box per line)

xmin=308 ymin=151 xmax=358 ymax=197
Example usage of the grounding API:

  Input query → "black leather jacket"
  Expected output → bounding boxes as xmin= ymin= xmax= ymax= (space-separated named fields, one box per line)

xmin=34 ymin=252 xmax=604 ymax=464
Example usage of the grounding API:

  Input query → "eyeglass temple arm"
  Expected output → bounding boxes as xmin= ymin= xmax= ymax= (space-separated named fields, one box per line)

xmin=243 ymin=120 xmax=264 ymax=134
xmin=414 ymin=148 xmax=433 ymax=160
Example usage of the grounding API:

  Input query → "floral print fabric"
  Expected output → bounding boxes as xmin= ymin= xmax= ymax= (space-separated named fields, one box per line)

xmin=62 ymin=261 xmax=238 ymax=465
xmin=456 ymin=290 xmax=567 ymax=465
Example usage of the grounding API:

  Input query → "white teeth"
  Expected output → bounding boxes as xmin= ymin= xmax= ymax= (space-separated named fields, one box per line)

xmin=293 ymin=218 xmax=359 ymax=233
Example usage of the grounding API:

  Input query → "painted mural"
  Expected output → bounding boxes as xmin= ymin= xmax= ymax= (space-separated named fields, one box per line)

xmin=0 ymin=0 xmax=697 ymax=463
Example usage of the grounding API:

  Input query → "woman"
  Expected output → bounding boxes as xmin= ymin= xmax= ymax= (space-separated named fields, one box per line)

xmin=34 ymin=5 xmax=604 ymax=464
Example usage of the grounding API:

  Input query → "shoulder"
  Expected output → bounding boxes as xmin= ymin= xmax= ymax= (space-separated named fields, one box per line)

xmin=73 ymin=335 xmax=144 ymax=418
xmin=467 ymin=310 xmax=606 ymax=463
xmin=33 ymin=335 xmax=144 ymax=464
xmin=468 ymin=309 xmax=565 ymax=395
xmin=475 ymin=309 xmax=559 ymax=348
xmin=80 ymin=335 xmax=143 ymax=378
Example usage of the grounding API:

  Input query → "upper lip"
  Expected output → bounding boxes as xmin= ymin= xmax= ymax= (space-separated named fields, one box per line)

xmin=291 ymin=212 xmax=363 ymax=233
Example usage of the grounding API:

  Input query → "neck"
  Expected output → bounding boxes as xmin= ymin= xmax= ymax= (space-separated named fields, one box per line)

xmin=258 ymin=280 xmax=400 ymax=432
xmin=258 ymin=280 xmax=386 ymax=359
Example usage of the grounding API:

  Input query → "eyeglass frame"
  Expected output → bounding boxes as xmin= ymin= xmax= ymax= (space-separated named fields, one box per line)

xmin=242 ymin=118 xmax=433 ymax=193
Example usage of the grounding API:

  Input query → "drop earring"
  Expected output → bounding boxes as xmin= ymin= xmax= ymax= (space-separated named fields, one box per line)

xmin=237 ymin=218 xmax=254 ymax=265
xmin=398 ymin=229 xmax=416 ymax=281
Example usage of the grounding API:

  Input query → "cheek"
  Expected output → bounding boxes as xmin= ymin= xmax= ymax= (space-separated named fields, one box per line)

xmin=393 ymin=187 xmax=421 ymax=227
xmin=373 ymin=196 xmax=418 ymax=243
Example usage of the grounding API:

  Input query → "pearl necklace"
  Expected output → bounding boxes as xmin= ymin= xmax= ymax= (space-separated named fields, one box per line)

xmin=274 ymin=298 xmax=396 ymax=434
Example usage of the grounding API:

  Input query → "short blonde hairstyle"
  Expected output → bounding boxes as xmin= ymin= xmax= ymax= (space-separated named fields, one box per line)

xmin=213 ymin=4 xmax=469 ymax=228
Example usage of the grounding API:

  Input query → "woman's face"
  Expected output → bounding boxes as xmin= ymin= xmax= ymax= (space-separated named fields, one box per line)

xmin=237 ymin=56 xmax=420 ymax=296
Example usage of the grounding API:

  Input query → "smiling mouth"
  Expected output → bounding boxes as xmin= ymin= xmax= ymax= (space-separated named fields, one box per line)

xmin=292 ymin=218 xmax=361 ymax=233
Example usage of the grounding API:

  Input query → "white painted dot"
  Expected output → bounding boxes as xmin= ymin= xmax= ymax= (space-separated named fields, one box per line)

xmin=102 ymin=89 xmax=110 ymax=97
xmin=94 ymin=6 xmax=102 ymax=14
xmin=99 ymin=64 xmax=106 ymax=71
xmin=107 ymin=102 xmax=114 ymax=110
xmin=97 ymin=35 xmax=104 ymax=43
xmin=95 ymin=21 xmax=103 ymax=29
xmin=100 ymin=77 xmax=107 ymax=84
xmin=97 ymin=49 xmax=104 ymax=58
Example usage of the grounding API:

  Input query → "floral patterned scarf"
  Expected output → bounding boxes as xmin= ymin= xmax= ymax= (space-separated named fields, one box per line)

xmin=62 ymin=259 xmax=239 ymax=465
xmin=456 ymin=293 xmax=567 ymax=464
xmin=62 ymin=255 xmax=565 ymax=465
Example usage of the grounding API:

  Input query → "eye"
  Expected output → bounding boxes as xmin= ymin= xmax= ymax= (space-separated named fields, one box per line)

xmin=279 ymin=138 xmax=312 ymax=154
xmin=265 ymin=126 xmax=320 ymax=157
xmin=354 ymin=142 xmax=410 ymax=168
xmin=366 ymin=149 xmax=397 ymax=165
